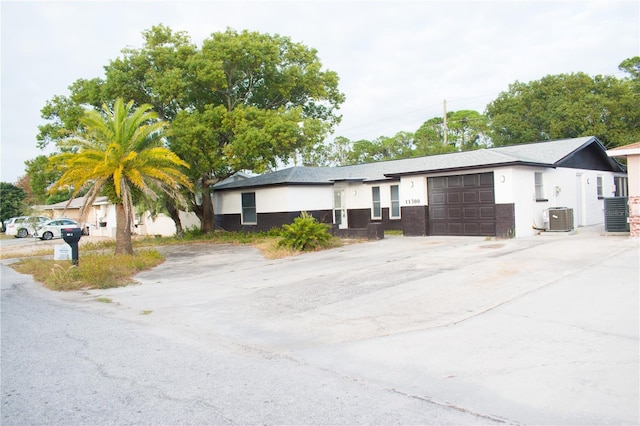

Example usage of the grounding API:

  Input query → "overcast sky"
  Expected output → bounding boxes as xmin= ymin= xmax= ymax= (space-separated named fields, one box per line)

xmin=1 ymin=0 xmax=638 ymax=183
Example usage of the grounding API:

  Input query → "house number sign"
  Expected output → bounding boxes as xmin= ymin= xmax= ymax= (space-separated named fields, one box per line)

xmin=405 ymin=198 xmax=421 ymax=205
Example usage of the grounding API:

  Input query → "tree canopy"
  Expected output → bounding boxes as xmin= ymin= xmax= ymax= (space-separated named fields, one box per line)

xmin=37 ymin=25 xmax=345 ymax=232
xmin=0 ymin=182 xmax=26 ymax=227
xmin=312 ymin=110 xmax=488 ymax=166
xmin=486 ymin=63 xmax=640 ymax=147
xmin=49 ymin=98 xmax=191 ymax=254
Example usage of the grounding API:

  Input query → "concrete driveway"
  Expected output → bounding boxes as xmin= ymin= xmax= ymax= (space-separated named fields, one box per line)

xmin=72 ymin=226 xmax=638 ymax=425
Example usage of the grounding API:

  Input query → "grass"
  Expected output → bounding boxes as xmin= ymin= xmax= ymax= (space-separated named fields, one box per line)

xmin=7 ymin=229 xmax=346 ymax=291
xmin=11 ymin=249 xmax=165 ymax=291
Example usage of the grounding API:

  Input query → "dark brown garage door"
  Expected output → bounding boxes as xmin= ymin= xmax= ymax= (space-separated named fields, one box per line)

xmin=428 ymin=172 xmax=496 ymax=236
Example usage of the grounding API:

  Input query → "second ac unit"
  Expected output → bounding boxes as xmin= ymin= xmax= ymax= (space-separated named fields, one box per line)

xmin=547 ymin=207 xmax=574 ymax=232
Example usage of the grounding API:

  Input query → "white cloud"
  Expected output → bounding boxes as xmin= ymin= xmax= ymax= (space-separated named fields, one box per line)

xmin=1 ymin=0 xmax=638 ymax=183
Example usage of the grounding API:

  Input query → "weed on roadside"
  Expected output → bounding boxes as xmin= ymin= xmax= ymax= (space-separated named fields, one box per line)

xmin=10 ymin=249 xmax=164 ymax=291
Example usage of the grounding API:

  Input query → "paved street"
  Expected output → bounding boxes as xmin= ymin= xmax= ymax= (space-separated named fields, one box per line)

xmin=2 ymin=226 xmax=638 ymax=425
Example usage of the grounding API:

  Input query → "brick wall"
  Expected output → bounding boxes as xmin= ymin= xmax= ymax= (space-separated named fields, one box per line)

xmin=495 ymin=203 xmax=516 ymax=238
xmin=401 ymin=205 xmax=428 ymax=236
xmin=629 ymin=196 xmax=640 ymax=238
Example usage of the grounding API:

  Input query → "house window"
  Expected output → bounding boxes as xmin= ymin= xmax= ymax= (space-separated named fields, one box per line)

xmin=615 ymin=177 xmax=628 ymax=197
xmin=241 ymin=192 xmax=257 ymax=224
xmin=596 ymin=176 xmax=603 ymax=199
xmin=371 ymin=186 xmax=381 ymax=219
xmin=390 ymin=185 xmax=400 ymax=219
xmin=535 ymin=172 xmax=547 ymax=201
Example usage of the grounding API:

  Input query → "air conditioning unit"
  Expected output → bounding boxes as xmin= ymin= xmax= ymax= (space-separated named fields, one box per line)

xmin=547 ymin=207 xmax=574 ymax=232
xmin=604 ymin=197 xmax=629 ymax=232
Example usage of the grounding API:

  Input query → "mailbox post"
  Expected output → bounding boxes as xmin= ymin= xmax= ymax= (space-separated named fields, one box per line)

xmin=61 ymin=227 xmax=83 ymax=265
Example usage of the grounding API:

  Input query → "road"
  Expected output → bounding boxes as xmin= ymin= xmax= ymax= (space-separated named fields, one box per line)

xmin=1 ymin=226 xmax=638 ymax=425
xmin=1 ymin=265 xmax=496 ymax=425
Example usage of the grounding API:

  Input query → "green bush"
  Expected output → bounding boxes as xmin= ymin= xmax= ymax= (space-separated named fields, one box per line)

xmin=277 ymin=212 xmax=332 ymax=251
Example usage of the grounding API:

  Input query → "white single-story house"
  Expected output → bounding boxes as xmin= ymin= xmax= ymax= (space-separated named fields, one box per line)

xmin=213 ymin=136 xmax=628 ymax=238
xmin=42 ymin=196 xmax=199 ymax=237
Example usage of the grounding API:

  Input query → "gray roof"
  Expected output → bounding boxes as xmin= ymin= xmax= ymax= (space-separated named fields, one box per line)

xmin=43 ymin=196 xmax=110 ymax=210
xmin=214 ymin=136 xmax=610 ymax=191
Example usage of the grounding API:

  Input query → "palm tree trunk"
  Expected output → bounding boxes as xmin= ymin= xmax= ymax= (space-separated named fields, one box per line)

xmin=201 ymin=179 xmax=215 ymax=233
xmin=115 ymin=202 xmax=134 ymax=255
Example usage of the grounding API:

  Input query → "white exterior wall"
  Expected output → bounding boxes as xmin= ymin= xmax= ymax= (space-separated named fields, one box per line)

xmin=91 ymin=204 xmax=117 ymax=238
xmin=257 ymin=186 xmax=332 ymax=213
xmin=214 ymin=186 xmax=332 ymax=215
xmin=138 ymin=211 xmax=200 ymax=236
xmin=529 ymin=167 xmax=616 ymax=231
xmin=500 ymin=167 xmax=539 ymax=237
xmin=400 ymin=177 xmax=427 ymax=208
xmin=349 ymin=182 xmax=402 ymax=210
xmin=494 ymin=166 xmax=619 ymax=236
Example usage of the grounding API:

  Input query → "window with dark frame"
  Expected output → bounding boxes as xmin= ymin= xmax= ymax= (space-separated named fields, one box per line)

xmin=372 ymin=186 xmax=381 ymax=219
xmin=535 ymin=172 xmax=546 ymax=201
xmin=596 ymin=176 xmax=603 ymax=199
xmin=615 ymin=177 xmax=629 ymax=197
xmin=390 ymin=185 xmax=400 ymax=219
xmin=241 ymin=192 xmax=257 ymax=224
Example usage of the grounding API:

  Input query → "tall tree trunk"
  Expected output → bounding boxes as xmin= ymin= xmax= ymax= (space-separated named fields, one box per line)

xmin=200 ymin=178 xmax=214 ymax=233
xmin=115 ymin=202 xmax=134 ymax=255
xmin=165 ymin=199 xmax=184 ymax=238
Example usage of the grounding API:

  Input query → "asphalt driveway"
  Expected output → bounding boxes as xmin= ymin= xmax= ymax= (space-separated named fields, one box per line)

xmin=67 ymin=226 xmax=638 ymax=424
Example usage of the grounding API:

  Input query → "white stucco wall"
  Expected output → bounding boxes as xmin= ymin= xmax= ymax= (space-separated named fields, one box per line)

xmin=400 ymin=177 xmax=427 ymax=208
xmin=138 ymin=211 xmax=200 ymax=236
xmin=345 ymin=181 xmax=403 ymax=211
xmin=213 ymin=185 xmax=333 ymax=215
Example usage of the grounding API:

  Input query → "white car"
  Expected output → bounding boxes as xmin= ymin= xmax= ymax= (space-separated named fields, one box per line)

xmin=5 ymin=216 xmax=50 ymax=238
xmin=36 ymin=218 xmax=79 ymax=240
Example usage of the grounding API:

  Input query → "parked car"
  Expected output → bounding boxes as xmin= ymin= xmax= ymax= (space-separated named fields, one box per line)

xmin=36 ymin=218 xmax=79 ymax=240
xmin=5 ymin=216 xmax=50 ymax=238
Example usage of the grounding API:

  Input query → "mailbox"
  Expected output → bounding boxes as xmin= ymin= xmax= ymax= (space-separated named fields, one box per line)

xmin=61 ymin=227 xmax=82 ymax=265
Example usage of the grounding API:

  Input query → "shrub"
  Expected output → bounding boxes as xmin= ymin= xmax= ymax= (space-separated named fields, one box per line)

xmin=277 ymin=212 xmax=332 ymax=251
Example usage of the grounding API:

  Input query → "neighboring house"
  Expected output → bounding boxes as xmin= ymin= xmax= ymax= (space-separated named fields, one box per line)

xmin=607 ymin=141 xmax=640 ymax=238
xmin=43 ymin=196 xmax=199 ymax=237
xmin=213 ymin=136 xmax=627 ymax=238
xmin=43 ymin=196 xmax=114 ymax=236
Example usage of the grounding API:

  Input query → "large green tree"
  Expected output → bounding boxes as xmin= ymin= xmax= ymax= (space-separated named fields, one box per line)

xmin=38 ymin=25 xmax=344 ymax=233
xmin=446 ymin=110 xmax=490 ymax=150
xmin=23 ymin=155 xmax=71 ymax=204
xmin=170 ymin=28 xmax=344 ymax=232
xmin=0 ymin=182 xmax=26 ymax=229
xmin=486 ymin=60 xmax=640 ymax=147
xmin=49 ymin=98 xmax=191 ymax=254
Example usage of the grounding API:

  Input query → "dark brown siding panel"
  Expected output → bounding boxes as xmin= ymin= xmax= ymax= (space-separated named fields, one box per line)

xmin=215 ymin=210 xmax=333 ymax=233
xmin=495 ymin=203 xmax=516 ymax=238
xmin=402 ymin=205 xmax=428 ymax=236
xmin=348 ymin=208 xmax=371 ymax=229
xmin=216 ymin=214 xmax=241 ymax=231
xmin=381 ymin=208 xmax=403 ymax=231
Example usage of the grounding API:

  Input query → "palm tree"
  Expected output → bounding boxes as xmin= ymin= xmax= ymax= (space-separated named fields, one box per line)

xmin=49 ymin=98 xmax=192 ymax=254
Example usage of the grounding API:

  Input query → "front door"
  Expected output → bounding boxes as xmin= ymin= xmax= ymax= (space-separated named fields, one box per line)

xmin=333 ymin=189 xmax=347 ymax=229
xmin=575 ymin=174 xmax=584 ymax=227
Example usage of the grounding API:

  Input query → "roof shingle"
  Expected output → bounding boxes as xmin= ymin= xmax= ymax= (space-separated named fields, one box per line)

xmin=214 ymin=136 xmax=609 ymax=190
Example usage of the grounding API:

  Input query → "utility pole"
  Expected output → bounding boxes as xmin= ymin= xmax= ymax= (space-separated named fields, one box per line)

xmin=443 ymin=99 xmax=448 ymax=145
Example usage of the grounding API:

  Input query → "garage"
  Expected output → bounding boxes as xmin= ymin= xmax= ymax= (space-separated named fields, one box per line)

xmin=428 ymin=172 xmax=496 ymax=236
